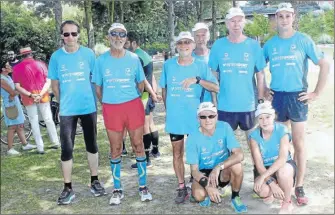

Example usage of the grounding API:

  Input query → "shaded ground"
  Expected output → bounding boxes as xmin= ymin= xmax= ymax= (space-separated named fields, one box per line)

xmin=1 ymin=52 xmax=334 ymax=214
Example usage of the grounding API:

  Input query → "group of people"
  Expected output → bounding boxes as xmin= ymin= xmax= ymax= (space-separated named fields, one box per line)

xmin=1 ymin=2 xmax=329 ymax=214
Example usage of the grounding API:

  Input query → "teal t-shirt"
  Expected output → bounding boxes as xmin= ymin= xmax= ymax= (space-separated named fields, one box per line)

xmin=135 ymin=47 xmax=152 ymax=67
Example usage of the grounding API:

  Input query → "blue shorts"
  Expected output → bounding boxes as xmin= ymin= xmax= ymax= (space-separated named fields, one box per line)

xmin=218 ymin=110 xmax=255 ymax=131
xmin=272 ymin=90 xmax=308 ymax=122
xmin=145 ymin=97 xmax=155 ymax=115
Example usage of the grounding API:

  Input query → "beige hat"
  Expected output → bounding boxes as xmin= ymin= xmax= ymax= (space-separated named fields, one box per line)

xmin=225 ymin=7 xmax=245 ymax=20
xmin=276 ymin=2 xmax=294 ymax=13
xmin=197 ymin=102 xmax=218 ymax=116
xmin=255 ymin=101 xmax=275 ymax=117
xmin=192 ymin=22 xmax=209 ymax=32
xmin=108 ymin=23 xmax=127 ymax=33
xmin=176 ymin=31 xmax=195 ymax=42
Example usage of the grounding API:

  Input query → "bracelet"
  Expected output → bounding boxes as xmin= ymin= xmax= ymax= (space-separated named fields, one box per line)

xmin=199 ymin=176 xmax=208 ymax=188
xmin=28 ymin=93 xmax=32 ymax=98
xmin=265 ymin=177 xmax=275 ymax=185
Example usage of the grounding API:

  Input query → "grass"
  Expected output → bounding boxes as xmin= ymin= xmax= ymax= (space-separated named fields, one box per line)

xmin=1 ymin=54 xmax=334 ymax=214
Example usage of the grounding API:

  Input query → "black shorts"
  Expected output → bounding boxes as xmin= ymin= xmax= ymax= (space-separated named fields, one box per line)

xmin=169 ymin=133 xmax=187 ymax=142
xmin=253 ymin=159 xmax=297 ymax=187
xmin=218 ymin=110 xmax=255 ymax=131
xmin=145 ymin=97 xmax=155 ymax=115
xmin=200 ymin=169 xmax=230 ymax=188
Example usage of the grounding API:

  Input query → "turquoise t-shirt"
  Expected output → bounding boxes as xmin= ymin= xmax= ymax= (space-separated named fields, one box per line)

xmin=192 ymin=51 xmax=215 ymax=103
xmin=93 ymin=50 xmax=145 ymax=104
xmin=248 ymin=123 xmax=292 ymax=167
xmin=263 ymin=32 xmax=323 ymax=92
xmin=208 ymin=37 xmax=266 ymax=112
xmin=48 ymin=46 xmax=97 ymax=116
xmin=159 ymin=57 xmax=218 ymax=135
xmin=135 ymin=47 xmax=152 ymax=67
xmin=186 ymin=121 xmax=241 ymax=170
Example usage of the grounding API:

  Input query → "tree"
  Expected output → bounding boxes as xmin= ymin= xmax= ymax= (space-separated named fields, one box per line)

xmin=212 ymin=0 xmax=217 ymax=40
xmin=244 ymin=13 xmax=272 ymax=43
xmin=167 ymin=0 xmax=175 ymax=56
xmin=84 ymin=0 xmax=94 ymax=49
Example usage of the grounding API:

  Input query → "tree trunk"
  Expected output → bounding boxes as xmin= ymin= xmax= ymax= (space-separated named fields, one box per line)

xmin=233 ymin=1 xmax=237 ymax=7
xmin=184 ymin=1 xmax=188 ymax=27
xmin=196 ymin=1 xmax=203 ymax=21
xmin=119 ymin=1 xmax=124 ymax=23
xmin=212 ymin=0 xmax=217 ymax=40
xmin=84 ymin=0 xmax=94 ymax=49
xmin=52 ymin=0 xmax=62 ymax=48
xmin=168 ymin=0 xmax=175 ymax=56
xmin=199 ymin=1 xmax=203 ymax=21
xmin=106 ymin=0 xmax=114 ymax=23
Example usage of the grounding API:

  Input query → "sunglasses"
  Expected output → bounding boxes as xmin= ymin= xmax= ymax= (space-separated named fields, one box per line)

xmin=177 ymin=40 xmax=192 ymax=45
xmin=110 ymin=31 xmax=127 ymax=38
xmin=63 ymin=32 xmax=78 ymax=37
xmin=199 ymin=115 xmax=217 ymax=120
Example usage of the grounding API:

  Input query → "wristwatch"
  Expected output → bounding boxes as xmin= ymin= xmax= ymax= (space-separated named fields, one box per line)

xmin=265 ymin=177 xmax=275 ymax=185
xmin=258 ymin=99 xmax=264 ymax=104
xmin=196 ymin=76 xmax=201 ymax=84
xmin=28 ymin=93 xmax=32 ymax=98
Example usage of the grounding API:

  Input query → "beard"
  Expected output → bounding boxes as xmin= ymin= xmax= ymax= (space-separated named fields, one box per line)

xmin=110 ymin=40 xmax=125 ymax=50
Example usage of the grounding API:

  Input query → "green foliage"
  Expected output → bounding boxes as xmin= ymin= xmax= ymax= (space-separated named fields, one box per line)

xmin=0 ymin=2 xmax=56 ymax=63
xmin=244 ymin=13 xmax=272 ymax=43
xmin=143 ymin=42 xmax=169 ymax=56
xmin=299 ymin=10 xmax=334 ymax=43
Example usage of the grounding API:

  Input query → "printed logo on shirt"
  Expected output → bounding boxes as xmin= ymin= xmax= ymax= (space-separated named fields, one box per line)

xmin=223 ymin=53 xmax=230 ymax=61
xmin=290 ymin=44 xmax=296 ymax=52
xmin=125 ymin=68 xmax=131 ymax=76
xmin=105 ymin=69 xmax=112 ymax=77
xmin=272 ymin=48 xmax=278 ymax=55
xmin=217 ymin=139 xmax=223 ymax=147
xmin=78 ymin=62 xmax=85 ymax=69
xmin=244 ymin=53 xmax=249 ymax=61
xmin=60 ymin=65 xmax=68 ymax=72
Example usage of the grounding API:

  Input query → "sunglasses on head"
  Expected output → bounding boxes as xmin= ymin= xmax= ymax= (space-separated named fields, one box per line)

xmin=199 ymin=115 xmax=217 ymax=120
xmin=110 ymin=31 xmax=127 ymax=38
xmin=177 ymin=40 xmax=192 ymax=45
xmin=63 ymin=32 xmax=78 ymax=37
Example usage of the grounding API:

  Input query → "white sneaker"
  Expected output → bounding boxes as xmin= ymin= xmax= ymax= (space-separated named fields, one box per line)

xmin=109 ymin=189 xmax=124 ymax=205
xmin=139 ymin=187 xmax=152 ymax=202
xmin=7 ymin=148 xmax=20 ymax=155
xmin=22 ymin=143 xmax=37 ymax=151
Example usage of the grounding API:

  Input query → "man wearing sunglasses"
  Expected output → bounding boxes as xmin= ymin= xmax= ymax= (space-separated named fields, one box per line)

xmin=48 ymin=20 xmax=105 ymax=205
xmin=208 ymin=7 xmax=266 ymax=157
xmin=159 ymin=31 xmax=219 ymax=204
xmin=263 ymin=3 xmax=329 ymax=206
xmin=93 ymin=23 xmax=153 ymax=205
xmin=185 ymin=102 xmax=246 ymax=212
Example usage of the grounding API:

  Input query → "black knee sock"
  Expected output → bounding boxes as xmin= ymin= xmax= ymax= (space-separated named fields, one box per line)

xmin=143 ymin=133 xmax=152 ymax=162
xmin=64 ymin=182 xmax=72 ymax=190
xmin=91 ymin=175 xmax=98 ymax=183
xmin=150 ymin=131 xmax=159 ymax=154
xmin=232 ymin=191 xmax=240 ymax=200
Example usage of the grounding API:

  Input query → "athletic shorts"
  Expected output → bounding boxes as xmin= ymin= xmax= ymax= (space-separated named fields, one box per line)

xmin=145 ymin=97 xmax=155 ymax=115
xmin=272 ymin=90 xmax=308 ymax=122
xmin=218 ymin=110 xmax=255 ymax=131
xmin=102 ymin=98 xmax=145 ymax=132
xmin=253 ymin=159 xmax=297 ymax=187
xmin=200 ymin=169 xmax=230 ymax=188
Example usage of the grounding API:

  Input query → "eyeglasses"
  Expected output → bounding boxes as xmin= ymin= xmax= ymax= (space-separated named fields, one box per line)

xmin=63 ymin=32 xmax=78 ymax=37
xmin=177 ymin=40 xmax=192 ymax=45
xmin=110 ymin=31 xmax=127 ymax=38
xmin=199 ymin=115 xmax=217 ymax=120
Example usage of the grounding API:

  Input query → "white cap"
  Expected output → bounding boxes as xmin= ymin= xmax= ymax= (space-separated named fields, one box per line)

xmin=192 ymin=22 xmax=209 ymax=32
xmin=108 ymin=23 xmax=127 ymax=33
xmin=176 ymin=31 xmax=194 ymax=42
xmin=225 ymin=7 xmax=245 ymax=20
xmin=255 ymin=101 xmax=275 ymax=118
xmin=197 ymin=102 xmax=218 ymax=116
xmin=276 ymin=2 xmax=294 ymax=13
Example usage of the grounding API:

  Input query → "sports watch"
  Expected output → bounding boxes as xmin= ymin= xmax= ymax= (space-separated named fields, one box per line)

xmin=196 ymin=76 xmax=201 ymax=84
xmin=258 ymin=99 xmax=264 ymax=104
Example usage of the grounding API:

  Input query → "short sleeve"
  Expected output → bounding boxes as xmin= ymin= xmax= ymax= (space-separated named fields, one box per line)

xmin=159 ymin=62 xmax=167 ymax=88
xmin=208 ymin=41 xmax=219 ymax=72
xmin=224 ymin=123 xmax=241 ymax=151
xmin=185 ymin=134 xmax=199 ymax=165
xmin=12 ymin=66 xmax=20 ymax=84
xmin=277 ymin=124 xmax=291 ymax=142
xmin=255 ymin=45 xmax=267 ymax=72
xmin=135 ymin=58 xmax=145 ymax=83
xmin=263 ymin=42 xmax=270 ymax=63
xmin=48 ymin=54 xmax=59 ymax=80
xmin=303 ymin=34 xmax=324 ymax=65
xmin=92 ymin=58 xmax=102 ymax=86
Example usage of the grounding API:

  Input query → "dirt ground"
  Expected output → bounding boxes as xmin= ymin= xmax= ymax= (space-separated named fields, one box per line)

xmin=1 ymin=54 xmax=334 ymax=214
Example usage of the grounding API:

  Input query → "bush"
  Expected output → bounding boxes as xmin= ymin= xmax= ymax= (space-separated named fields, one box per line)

xmin=143 ymin=42 xmax=169 ymax=56
xmin=317 ymin=34 xmax=333 ymax=44
xmin=94 ymin=43 xmax=109 ymax=56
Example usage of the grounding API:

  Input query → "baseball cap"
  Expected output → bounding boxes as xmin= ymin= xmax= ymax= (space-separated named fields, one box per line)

xmin=197 ymin=102 xmax=217 ymax=116
xmin=176 ymin=31 xmax=194 ymax=42
xmin=108 ymin=23 xmax=127 ymax=33
xmin=192 ymin=22 xmax=209 ymax=32
xmin=255 ymin=101 xmax=275 ymax=118
xmin=276 ymin=2 xmax=294 ymax=13
xmin=225 ymin=7 xmax=245 ymax=20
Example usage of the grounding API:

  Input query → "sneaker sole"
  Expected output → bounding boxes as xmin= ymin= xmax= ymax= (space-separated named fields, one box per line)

xmin=90 ymin=188 xmax=107 ymax=197
xmin=109 ymin=195 xmax=124 ymax=205
xmin=58 ymin=194 xmax=75 ymax=205
xmin=231 ymin=203 xmax=248 ymax=213
xmin=175 ymin=194 xmax=189 ymax=204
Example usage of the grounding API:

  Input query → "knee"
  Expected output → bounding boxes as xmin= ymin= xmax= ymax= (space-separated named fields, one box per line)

xmin=192 ymin=188 xmax=206 ymax=202
xmin=172 ymin=149 xmax=183 ymax=160
xmin=86 ymin=142 xmax=98 ymax=154
xmin=276 ymin=165 xmax=293 ymax=181
xmin=230 ymin=162 xmax=243 ymax=176
xmin=61 ymin=145 xmax=73 ymax=161
xmin=257 ymin=186 xmax=271 ymax=198
xmin=132 ymin=141 xmax=144 ymax=154
xmin=111 ymin=145 xmax=123 ymax=158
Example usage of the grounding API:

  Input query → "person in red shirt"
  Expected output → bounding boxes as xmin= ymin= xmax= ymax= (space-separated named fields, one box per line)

xmin=13 ymin=47 xmax=60 ymax=153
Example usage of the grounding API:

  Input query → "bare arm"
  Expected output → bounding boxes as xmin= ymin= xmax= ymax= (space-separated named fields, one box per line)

xmin=162 ymin=88 xmax=166 ymax=109
xmin=15 ymin=83 xmax=32 ymax=97
xmin=152 ymin=75 xmax=158 ymax=93
xmin=39 ymin=79 xmax=51 ymax=96
xmin=256 ymin=71 xmax=266 ymax=100
xmin=144 ymin=79 xmax=157 ymax=101
xmin=250 ymin=138 xmax=268 ymax=176
xmin=95 ymin=84 xmax=102 ymax=104
xmin=190 ymin=164 xmax=206 ymax=183
xmin=181 ymin=77 xmax=219 ymax=93
xmin=137 ymin=81 xmax=144 ymax=94
xmin=51 ymin=80 xmax=60 ymax=102
xmin=1 ymin=79 xmax=18 ymax=97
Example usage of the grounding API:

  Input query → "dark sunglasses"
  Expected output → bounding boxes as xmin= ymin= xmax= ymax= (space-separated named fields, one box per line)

xmin=199 ymin=115 xmax=217 ymax=120
xmin=63 ymin=32 xmax=78 ymax=37
xmin=110 ymin=31 xmax=127 ymax=38
xmin=177 ymin=40 xmax=192 ymax=45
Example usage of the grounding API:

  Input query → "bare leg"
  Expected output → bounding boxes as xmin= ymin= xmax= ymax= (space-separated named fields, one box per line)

xmin=171 ymin=139 xmax=185 ymax=184
xmin=291 ymin=121 xmax=306 ymax=187
xmin=7 ymin=126 xmax=16 ymax=150
xmin=16 ymin=125 xmax=27 ymax=145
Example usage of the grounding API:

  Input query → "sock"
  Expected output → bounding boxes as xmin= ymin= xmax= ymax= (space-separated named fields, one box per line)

xmin=64 ymin=182 xmax=72 ymax=189
xmin=136 ymin=156 xmax=147 ymax=187
xmin=150 ymin=131 xmax=159 ymax=154
xmin=179 ymin=181 xmax=185 ymax=189
xmin=143 ymin=133 xmax=152 ymax=162
xmin=91 ymin=175 xmax=98 ymax=183
xmin=232 ymin=191 xmax=240 ymax=200
xmin=110 ymin=158 xmax=122 ymax=189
